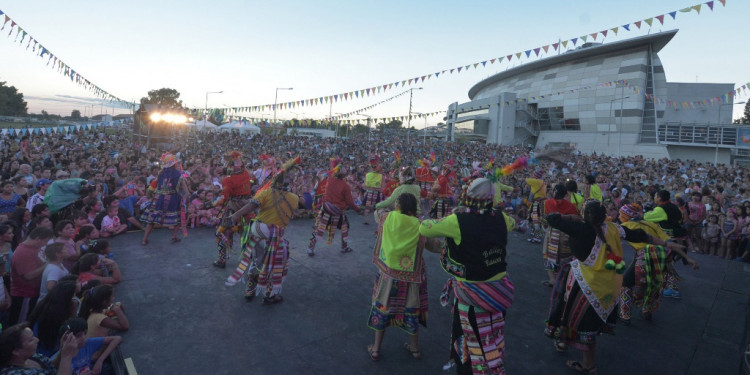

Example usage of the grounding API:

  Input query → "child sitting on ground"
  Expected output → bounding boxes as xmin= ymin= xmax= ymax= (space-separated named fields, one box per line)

xmin=100 ymin=205 xmax=127 ymax=238
xmin=79 ymin=284 xmax=129 ymax=338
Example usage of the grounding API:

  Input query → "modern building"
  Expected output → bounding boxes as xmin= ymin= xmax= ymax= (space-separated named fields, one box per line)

xmin=445 ymin=29 xmax=747 ymax=164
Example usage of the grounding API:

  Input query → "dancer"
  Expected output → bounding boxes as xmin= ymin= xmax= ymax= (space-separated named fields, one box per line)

xmin=420 ymin=178 xmax=516 ymax=375
xmin=617 ymin=203 xmax=699 ymax=325
xmin=526 ymin=169 xmax=547 ymax=243
xmin=366 ymin=193 xmax=439 ymax=361
xmin=430 ymin=162 xmax=456 ymax=220
xmin=415 ymin=158 xmax=435 ymax=215
xmin=228 ymin=157 xmax=301 ymax=303
xmin=307 ymin=159 xmax=363 ymax=256
xmin=362 ymin=157 xmax=384 ymax=225
xmin=544 ymin=201 xmax=681 ymax=374
xmin=541 ymin=183 xmax=579 ymax=288
xmin=253 ymin=154 xmax=277 ymax=189
xmin=644 ymin=190 xmax=688 ymax=299
xmin=211 ymin=151 xmax=255 ymax=269
xmin=140 ymin=153 xmax=190 ymax=245
xmin=375 ymin=166 xmax=421 ymax=216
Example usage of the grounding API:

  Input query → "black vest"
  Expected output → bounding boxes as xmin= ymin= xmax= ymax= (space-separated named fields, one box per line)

xmin=443 ymin=212 xmax=508 ymax=281
xmin=658 ymin=201 xmax=687 ymax=238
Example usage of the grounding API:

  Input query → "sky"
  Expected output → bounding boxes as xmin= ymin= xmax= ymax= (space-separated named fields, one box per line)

xmin=0 ymin=0 xmax=748 ymax=127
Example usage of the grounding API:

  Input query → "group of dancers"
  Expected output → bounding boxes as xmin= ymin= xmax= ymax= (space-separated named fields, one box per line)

xmin=139 ymin=148 xmax=702 ymax=374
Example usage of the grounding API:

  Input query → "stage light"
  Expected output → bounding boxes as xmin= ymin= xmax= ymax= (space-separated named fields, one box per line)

xmin=150 ymin=113 xmax=162 ymax=122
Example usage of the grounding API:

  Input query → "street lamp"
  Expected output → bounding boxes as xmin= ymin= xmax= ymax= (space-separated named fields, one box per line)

xmin=273 ymin=87 xmax=293 ymax=125
xmin=356 ymin=114 xmax=372 ymax=142
xmin=407 ymin=87 xmax=423 ymax=142
xmin=204 ymin=91 xmax=223 ymax=128
xmin=715 ymin=101 xmax=746 ymax=166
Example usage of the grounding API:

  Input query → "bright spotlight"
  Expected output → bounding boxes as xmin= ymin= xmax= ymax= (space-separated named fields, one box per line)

xmin=163 ymin=113 xmax=174 ymax=123
xmin=150 ymin=113 xmax=162 ymax=122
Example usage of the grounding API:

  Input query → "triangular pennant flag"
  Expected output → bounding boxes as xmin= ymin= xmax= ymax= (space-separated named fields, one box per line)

xmin=669 ymin=11 xmax=677 ymax=19
xmin=623 ymin=24 xmax=630 ymax=31
xmin=489 ymin=58 xmax=496 ymax=64
xmin=507 ymin=54 xmax=513 ymax=61
xmin=561 ymin=40 xmax=568 ymax=48
xmin=473 ymin=63 xmax=479 ymax=68
xmin=692 ymin=4 xmax=701 ymax=13
xmin=457 ymin=67 xmax=463 ymax=73
xmin=706 ymin=1 xmax=714 ymax=11
xmin=571 ymin=38 xmax=578 ymax=46
xmin=611 ymin=27 xmax=619 ymax=35
xmin=590 ymin=33 xmax=597 ymax=40
xmin=524 ymin=50 xmax=531 ymax=58
xmin=580 ymin=35 xmax=587 ymax=42
xmin=679 ymin=7 xmax=692 ymax=12
xmin=656 ymin=15 xmax=664 ymax=25
xmin=644 ymin=18 xmax=653 ymax=26
xmin=552 ymin=42 xmax=559 ymax=50
xmin=515 ymin=52 xmax=522 ymax=59
xmin=542 ymin=45 xmax=549 ymax=53
xmin=718 ymin=0 xmax=725 ymax=6
xmin=634 ymin=20 xmax=642 ymax=29
xmin=601 ymin=30 xmax=608 ymax=37
xmin=533 ymin=47 xmax=540 ymax=56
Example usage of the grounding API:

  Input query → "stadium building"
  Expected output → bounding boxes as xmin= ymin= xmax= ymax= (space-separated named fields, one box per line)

xmin=445 ymin=30 xmax=749 ymax=164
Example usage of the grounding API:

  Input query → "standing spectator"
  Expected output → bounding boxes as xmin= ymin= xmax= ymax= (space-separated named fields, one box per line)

xmin=26 ymin=179 xmax=52 ymax=212
xmin=9 ymin=227 xmax=53 ymax=325
xmin=39 ymin=243 xmax=70 ymax=300
xmin=0 ymin=181 xmax=25 ymax=216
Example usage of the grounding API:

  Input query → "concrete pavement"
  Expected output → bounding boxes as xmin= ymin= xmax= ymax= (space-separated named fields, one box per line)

xmin=109 ymin=213 xmax=749 ymax=374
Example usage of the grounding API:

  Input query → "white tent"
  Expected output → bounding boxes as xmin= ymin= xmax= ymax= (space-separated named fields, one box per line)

xmin=190 ymin=119 xmax=219 ymax=130
xmin=217 ymin=121 xmax=261 ymax=134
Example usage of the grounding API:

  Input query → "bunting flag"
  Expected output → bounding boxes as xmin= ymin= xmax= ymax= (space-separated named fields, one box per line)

xmin=0 ymin=10 xmax=132 ymax=109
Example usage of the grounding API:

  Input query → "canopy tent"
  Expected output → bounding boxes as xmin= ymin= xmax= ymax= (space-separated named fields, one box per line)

xmin=217 ymin=121 xmax=261 ymax=134
xmin=189 ymin=119 xmax=219 ymax=130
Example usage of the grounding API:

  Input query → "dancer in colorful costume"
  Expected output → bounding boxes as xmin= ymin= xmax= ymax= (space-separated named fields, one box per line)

xmin=227 ymin=157 xmax=302 ymax=304
xmin=430 ymin=161 xmax=457 ymax=220
xmin=375 ymin=166 xmax=421 ymax=216
xmin=362 ymin=156 xmax=384 ymax=225
xmin=140 ymin=153 xmax=190 ymax=245
xmin=617 ymin=203 xmax=699 ymax=324
xmin=253 ymin=153 xmax=277 ymax=190
xmin=644 ymin=190 xmax=688 ymax=299
xmin=415 ymin=158 xmax=436 ymax=215
xmin=544 ymin=201 xmax=681 ymax=374
xmin=526 ymin=169 xmax=547 ymax=244
xmin=420 ymin=178 xmax=516 ymax=375
xmin=541 ymin=183 xmax=579 ymax=288
xmin=212 ymin=151 xmax=255 ymax=269
xmin=307 ymin=159 xmax=363 ymax=256
xmin=366 ymin=193 xmax=440 ymax=361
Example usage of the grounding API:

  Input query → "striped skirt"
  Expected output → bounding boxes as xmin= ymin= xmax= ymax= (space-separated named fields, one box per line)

xmin=362 ymin=189 xmax=383 ymax=209
xmin=543 ymin=227 xmax=573 ymax=272
xmin=367 ymin=268 xmax=428 ymax=335
xmin=314 ymin=202 xmax=349 ymax=244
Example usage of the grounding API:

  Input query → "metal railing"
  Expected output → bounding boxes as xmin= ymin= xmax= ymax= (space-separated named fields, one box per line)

xmin=657 ymin=123 xmax=745 ymax=147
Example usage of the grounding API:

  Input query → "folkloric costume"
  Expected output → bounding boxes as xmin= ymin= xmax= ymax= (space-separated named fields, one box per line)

xmin=542 ymin=194 xmax=579 ymax=274
xmin=212 ymin=151 xmax=255 ymax=268
xmin=312 ymin=171 xmax=329 ymax=211
xmin=307 ymin=158 xmax=360 ymax=256
xmin=643 ymin=196 xmax=687 ymax=296
xmin=430 ymin=160 xmax=457 ymax=220
xmin=362 ymin=156 xmax=384 ymax=211
xmin=545 ymin=202 xmax=652 ymax=352
xmin=368 ymin=207 xmax=429 ymax=335
xmin=525 ymin=169 xmax=547 ymax=243
xmin=225 ymin=157 xmax=301 ymax=303
xmin=141 ymin=153 xmax=184 ymax=227
xmin=415 ymin=158 xmax=435 ymax=198
xmin=617 ymin=204 xmax=673 ymax=323
xmin=253 ymin=154 xmax=277 ymax=192
xmin=375 ymin=166 xmax=421 ymax=216
xmin=420 ymin=178 xmax=516 ymax=375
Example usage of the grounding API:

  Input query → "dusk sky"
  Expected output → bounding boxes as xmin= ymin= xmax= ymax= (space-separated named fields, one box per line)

xmin=0 ymin=0 xmax=747 ymax=126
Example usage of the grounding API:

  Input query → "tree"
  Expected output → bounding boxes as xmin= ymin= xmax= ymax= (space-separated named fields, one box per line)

xmin=741 ymin=101 xmax=750 ymax=125
xmin=71 ymin=110 xmax=81 ymax=119
xmin=0 ymin=81 xmax=28 ymax=116
xmin=140 ymin=88 xmax=183 ymax=108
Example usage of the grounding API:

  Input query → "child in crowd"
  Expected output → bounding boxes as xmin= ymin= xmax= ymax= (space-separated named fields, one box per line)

xmin=59 ymin=317 xmax=122 ymax=375
xmin=75 ymin=253 xmax=121 ymax=286
xmin=79 ymin=284 xmax=129 ymax=338
xmin=702 ymin=214 xmax=721 ymax=256
xmin=100 ymin=205 xmax=127 ymax=238
xmin=75 ymin=224 xmax=100 ymax=255
xmin=39 ymin=243 xmax=70 ymax=300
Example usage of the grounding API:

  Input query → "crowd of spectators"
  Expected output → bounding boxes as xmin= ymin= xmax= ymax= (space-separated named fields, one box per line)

xmin=0 ymin=124 xmax=749 ymax=372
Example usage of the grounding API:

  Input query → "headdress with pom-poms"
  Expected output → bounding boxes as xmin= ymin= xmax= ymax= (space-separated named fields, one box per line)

xmin=329 ymin=157 xmax=343 ymax=175
xmin=369 ymin=154 xmax=379 ymax=169
xmin=259 ymin=156 xmax=303 ymax=192
xmin=160 ymin=153 xmax=178 ymax=168
xmin=229 ymin=150 xmax=243 ymax=168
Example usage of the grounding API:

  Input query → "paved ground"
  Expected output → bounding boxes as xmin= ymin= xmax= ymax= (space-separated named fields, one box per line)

xmin=109 ymin=213 xmax=749 ymax=375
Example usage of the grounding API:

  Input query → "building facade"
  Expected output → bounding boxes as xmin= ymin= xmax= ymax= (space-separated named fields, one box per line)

xmin=446 ymin=30 xmax=744 ymax=164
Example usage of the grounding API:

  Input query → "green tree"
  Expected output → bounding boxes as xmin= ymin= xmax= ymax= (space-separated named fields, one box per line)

xmin=71 ymin=110 xmax=81 ymax=119
xmin=0 ymin=81 xmax=28 ymax=116
xmin=140 ymin=88 xmax=183 ymax=108
xmin=741 ymin=101 xmax=750 ymax=124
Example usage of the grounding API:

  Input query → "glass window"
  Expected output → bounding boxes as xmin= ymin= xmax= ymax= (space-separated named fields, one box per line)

xmin=456 ymin=108 xmax=489 ymax=119
xmin=538 ymin=106 xmax=580 ymax=131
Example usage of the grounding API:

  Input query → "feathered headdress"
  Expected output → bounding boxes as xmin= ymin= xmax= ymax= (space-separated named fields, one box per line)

xmin=259 ymin=157 xmax=303 ymax=192
xmin=393 ymin=150 xmax=402 ymax=166
xmin=329 ymin=157 xmax=343 ymax=175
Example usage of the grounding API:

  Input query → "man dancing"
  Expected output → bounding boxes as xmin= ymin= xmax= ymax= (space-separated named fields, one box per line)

xmin=227 ymin=157 xmax=302 ymax=304
xmin=212 ymin=151 xmax=255 ymax=269
xmin=307 ymin=159 xmax=363 ymax=256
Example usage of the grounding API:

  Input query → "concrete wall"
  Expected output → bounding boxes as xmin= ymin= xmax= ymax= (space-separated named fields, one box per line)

xmin=666 ymin=144 xmax=731 ymax=164
xmin=663 ymin=82 xmax=736 ymax=125
xmin=536 ymin=131 xmax=669 ymax=159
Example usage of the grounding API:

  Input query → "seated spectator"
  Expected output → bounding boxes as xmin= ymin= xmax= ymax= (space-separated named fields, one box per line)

xmin=71 ymin=211 xmax=90 ymax=237
xmin=0 ymin=322 xmax=79 ymax=375
xmin=73 ymin=254 xmax=120 ymax=287
xmin=27 ymin=280 xmax=77 ymax=357
xmin=59 ymin=317 xmax=122 ymax=375
xmin=39 ymin=244 xmax=70 ymax=301
xmin=78 ymin=284 xmax=129 ymax=338
xmin=99 ymin=206 xmax=127 ymax=238
xmin=84 ymin=203 xmax=102 ymax=224
xmin=74 ymin=225 xmax=99 ymax=256
xmin=93 ymin=196 xmax=143 ymax=233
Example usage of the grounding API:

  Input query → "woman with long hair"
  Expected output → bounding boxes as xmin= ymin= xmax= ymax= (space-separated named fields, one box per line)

xmin=545 ymin=200 xmax=684 ymax=374
xmin=26 ymin=280 xmax=77 ymax=357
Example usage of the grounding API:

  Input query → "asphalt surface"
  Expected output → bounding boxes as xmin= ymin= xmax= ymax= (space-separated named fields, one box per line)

xmin=109 ymin=213 xmax=749 ymax=375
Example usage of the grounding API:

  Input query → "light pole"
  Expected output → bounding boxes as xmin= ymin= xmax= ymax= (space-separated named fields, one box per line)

xmin=413 ymin=112 xmax=429 ymax=143
xmin=407 ymin=87 xmax=423 ymax=142
xmin=273 ymin=87 xmax=293 ymax=125
xmin=608 ymin=95 xmax=629 ymax=156
xmin=204 ymin=91 xmax=223 ymax=129
xmin=356 ymin=114 xmax=372 ymax=142
xmin=715 ymin=101 xmax=746 ymax=166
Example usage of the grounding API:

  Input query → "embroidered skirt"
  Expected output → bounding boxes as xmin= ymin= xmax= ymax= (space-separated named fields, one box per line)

xmin=367 ymin=269 xmax=428 ymax=335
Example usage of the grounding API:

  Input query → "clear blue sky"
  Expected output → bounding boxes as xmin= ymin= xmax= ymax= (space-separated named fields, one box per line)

xmin=0 ymin=0 xmax=747 ymax=125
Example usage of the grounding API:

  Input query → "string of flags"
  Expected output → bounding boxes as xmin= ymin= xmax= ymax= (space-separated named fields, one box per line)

xmin=0 ymin=10 xmax=132 ymax=109
xmin=196 ymin=0 xmax=726 ymax=113
xmin=0 ymin=120 xmax=125 ymax=137
xmin=211 ymin=110 xmax=446 ymax=128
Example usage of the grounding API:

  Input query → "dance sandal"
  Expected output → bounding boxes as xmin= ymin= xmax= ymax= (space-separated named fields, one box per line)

xmin=404 ymin=342 xmax=422 ymax=360
xmin=244 ymin=291 xmax=256 ymax=302
xmin=262 ymin=295 xmax=284 ymax=305
xmin=367 ymin=344 xmax=381 ymax=362
xmin=566 ymin=360 xmax=597 ymax=374
xmin=553 ymin=339 xmax=567 ymax=353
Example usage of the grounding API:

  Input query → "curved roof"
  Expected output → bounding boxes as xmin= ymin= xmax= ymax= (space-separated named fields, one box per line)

xmin=468 ymin=29 xmax=678 ymax=99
